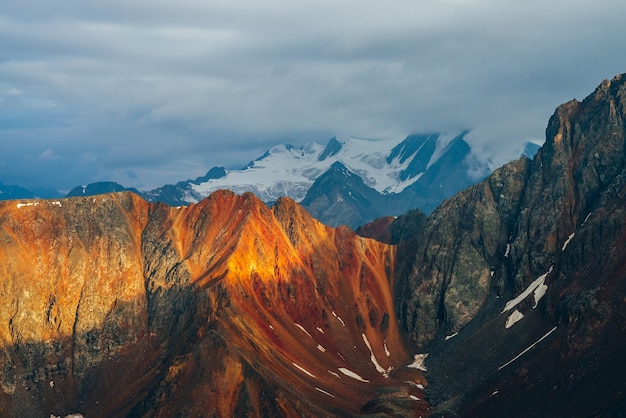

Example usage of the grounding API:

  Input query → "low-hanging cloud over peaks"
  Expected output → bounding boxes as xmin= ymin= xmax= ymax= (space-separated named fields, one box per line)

xmin=1 ymin=0 xmax=626 ymax=190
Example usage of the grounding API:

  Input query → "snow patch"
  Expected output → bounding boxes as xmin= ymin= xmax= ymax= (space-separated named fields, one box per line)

xmin=328 ymin=370 xmax=340 ymax=378
xmin=362 ymin=334 xmax=391 ymax=377
xmin=383 ymin=173 xmax=423 ymax=195
xmin=51 ymin=415 xmax=84 ymax=418
xmin=562 ymin=232 xmax=575 ymax=251
xmin=426 ymin=133 xmax=457 ymax=170
xmin=332 ymin=311 xmax=345 ymax=326
xmin=317 ymin=344 xmax=326 ymax=352
xmin=504 ymin=243 xmax=511 ymax=258
xmin=404 ymin=381 xmax=425 ymax=390
xmin=315 ymin=387 xmax=335 ymax=398
xmin=295 ymin=323 xmax=312 ymax=337
xmin=384 ymin=340 xmax=390 ymax=357
xmin=338 ymin=367 xmax=369 ymax=382
xmin=292 ymin=362 xmax=316 ymax=378
xmin=316 ymin=326 xmax=325 ymax=334
xmin=498 ymin=326 xmax=558 ymax=370
xmin=51 ymin=201 xmax=62 ymax=207
xmin=501 ymin=266 xmax=552 ymax=313
xmin=561 ymin=213 xmax=591 ymax=251
xmin=533 ymin=281 xmax=548 ymax=308
xmin=445 ymin=332 xmax=459 ymax=341
xmin=409 ymin=394 xmax=420 ymax=401
xmin=505 ymin=309 xmax=524 ymax=329
xmin=407 ymin=353 xmax=428 ymax=371
xmin=16 ymin=201 xmax=39 ymax=209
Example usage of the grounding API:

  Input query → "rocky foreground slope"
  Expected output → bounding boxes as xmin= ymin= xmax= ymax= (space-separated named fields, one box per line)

xmin=391 ymin=74 xmax=626 ymax=416
xmin=0 ymin=191 xmax=426 ymax=417
xmin=1 ymin=74 xmax=626 ymax=417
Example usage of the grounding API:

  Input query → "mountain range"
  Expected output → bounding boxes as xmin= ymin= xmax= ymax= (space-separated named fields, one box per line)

xmin=0 ymin=74 xmax=624 ymax=417
xmin=1 ymin=133 xmax=539 ymax=229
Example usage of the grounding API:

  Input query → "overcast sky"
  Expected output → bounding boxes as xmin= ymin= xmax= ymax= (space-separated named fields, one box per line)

xmin=1 ymin=0 xmax=626 ymax=191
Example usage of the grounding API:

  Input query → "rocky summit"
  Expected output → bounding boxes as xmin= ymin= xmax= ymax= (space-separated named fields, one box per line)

xmin=392 ymin=73 xmax=626 ymax=416
xmin=0 ymin=191 xmax=426 ymax=417
xmin=1 ymin=74 xmax=626 ymax=417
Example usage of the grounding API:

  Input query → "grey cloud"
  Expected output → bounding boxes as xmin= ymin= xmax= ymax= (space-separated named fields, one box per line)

xmin=1 ymin=0 xmax=626 ymax=191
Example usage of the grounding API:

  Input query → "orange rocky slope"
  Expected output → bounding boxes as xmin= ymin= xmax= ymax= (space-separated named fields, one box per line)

xmin=0 ymin=190 xmax=427 ymax=417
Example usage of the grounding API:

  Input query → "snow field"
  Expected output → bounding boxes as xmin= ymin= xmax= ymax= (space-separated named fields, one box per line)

xmin=191 ymin=134 xmax=466 ymax=203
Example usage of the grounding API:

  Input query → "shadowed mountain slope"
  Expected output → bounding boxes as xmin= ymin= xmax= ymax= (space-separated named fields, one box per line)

xmin=392 ymin=74 xmax=626 ymax=416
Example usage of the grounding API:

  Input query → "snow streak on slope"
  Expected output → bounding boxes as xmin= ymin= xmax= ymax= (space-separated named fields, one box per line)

xmin=426 ymin=133 xmax=459 ymax=170
xmin=191 ymin=134 xmax=466 ymax=203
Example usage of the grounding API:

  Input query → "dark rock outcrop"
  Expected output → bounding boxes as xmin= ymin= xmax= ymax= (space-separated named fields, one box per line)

xmin=302 ymin=133 xmax=486 ymax=229
xmin=394 ymin=74 xmax=626 ymax=416
xmin=300 ymin=162 xmax=388 ymax=229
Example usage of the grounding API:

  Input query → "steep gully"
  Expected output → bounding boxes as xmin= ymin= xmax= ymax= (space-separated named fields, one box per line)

xmin=1 ymin=74 xmax=626 ymax=417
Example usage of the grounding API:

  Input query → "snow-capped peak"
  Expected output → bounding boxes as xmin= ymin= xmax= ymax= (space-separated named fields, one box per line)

xmin=190 ymin=132 xmax=475 ymax=203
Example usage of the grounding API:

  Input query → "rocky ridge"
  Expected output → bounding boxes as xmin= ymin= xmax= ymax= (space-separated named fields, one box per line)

xmin=0 ymin=74 xmax=625 ymax=417
xmin=0 ymin=191 xmax=426 ymax=417
xmin=391 ymin=73 xmax=626 ymax=416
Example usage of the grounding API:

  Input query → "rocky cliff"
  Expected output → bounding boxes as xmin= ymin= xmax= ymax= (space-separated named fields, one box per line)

xmin=2 ymin=74 xmax=626 ymax=417
xmin=0 ymin=191 xmax=426 ymax=417
xmin=393 ymin=74 xmax=626 ymax=416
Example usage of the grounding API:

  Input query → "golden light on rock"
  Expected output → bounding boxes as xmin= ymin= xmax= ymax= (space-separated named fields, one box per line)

xmin=0 ymin=191 xmax=427 ymax=417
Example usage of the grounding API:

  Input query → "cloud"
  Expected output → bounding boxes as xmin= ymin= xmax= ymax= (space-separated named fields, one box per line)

xmin=38 ymin=149 xmax=63 ymax=161
xmin=1 ymin=0 xmax=626 ymax=190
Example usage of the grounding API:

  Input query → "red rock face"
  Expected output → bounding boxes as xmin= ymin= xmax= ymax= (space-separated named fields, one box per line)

xmin=0 ymin=191 xmax=427 ymax=417
xmin=355 ymin=216 xmax=396 ymax=244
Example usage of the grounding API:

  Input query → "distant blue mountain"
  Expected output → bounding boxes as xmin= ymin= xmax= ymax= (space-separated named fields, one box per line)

xmin=300 ymin=132 xmax=492 ymax=228
xmin=67 ymin=181 xmax=141 ymax=197
xmin=0 ymin=182 xmax=36 ymax=200
xmin=1 ymin=132 xmax=522 ymax=228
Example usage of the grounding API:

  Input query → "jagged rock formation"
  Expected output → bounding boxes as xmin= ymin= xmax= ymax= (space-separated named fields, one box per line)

xmin=0 ymin=191 xmax=426 ymax=417
xmin=2 ymin=74 xmax=626 ymax=417
xmin=393 ymin=74 xmax=626 ymax=416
